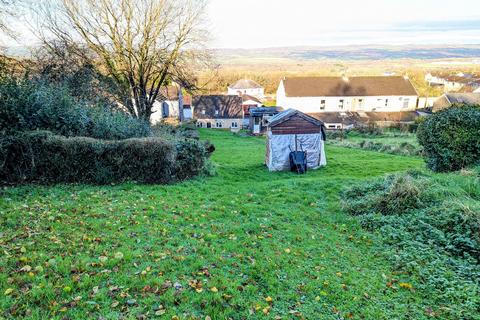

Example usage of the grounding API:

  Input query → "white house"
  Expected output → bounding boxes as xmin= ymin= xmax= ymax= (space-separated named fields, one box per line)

xmin=150 ymin=86 xmax=192 ymax=124
xmin=227 ymin=79 xmax=265 ymax=99
xmin=276 ymin=76 xmax=418 ymax=113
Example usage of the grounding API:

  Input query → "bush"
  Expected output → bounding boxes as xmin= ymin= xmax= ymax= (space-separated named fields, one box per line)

xmin=0 ymin=72 xmax=151 ymax=140
xmin=341 ymin=171 xmax=480 ymax=318
xmin=417 ymin=106 xmax=480 ymax=172
xmin=342 ymin=172 xmax=427 ymax=216
xmin=0 ymin=131 xmax=210 ymax=185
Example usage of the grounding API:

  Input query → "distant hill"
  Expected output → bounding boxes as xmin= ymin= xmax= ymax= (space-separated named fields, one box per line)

xmin=215 ymin=45 xmax=480 ymax=64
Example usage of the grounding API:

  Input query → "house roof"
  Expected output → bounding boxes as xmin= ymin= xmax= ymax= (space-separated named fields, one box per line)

xmin=158 ymin=86 xmax=180 ymax=101
xmin=444 ymin=93 xmax=480 ymax=105
xmin=250 ymin=107 xmax=282 ymax=116
xmin=241 ymin=94 xmax=262 ymax=104
xmin=156 ymin=86 xmax=192 ymax=104
xmin=269 ymin=109 xmax=325 ymax=128
xmin=193 ymin=95 xmax=243 ymax=119
xmin=282 ymin=76 xmax=418 ymax=97
xmin=229 ymin=79 xmax=263 ymax=90
xmin=309 ymin=112 xmax=362 ymax=125
xmin=309 ymin=111 xmax=420 ymax=124
xmin=428 ymin=72 xmax=480 ymax=85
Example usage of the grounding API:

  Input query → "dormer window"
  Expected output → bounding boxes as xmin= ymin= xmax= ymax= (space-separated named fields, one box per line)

xmin=202 ymin=109 xmax=206 ymax=115
xmin=215 ymin=107 xmax=219 ymax=116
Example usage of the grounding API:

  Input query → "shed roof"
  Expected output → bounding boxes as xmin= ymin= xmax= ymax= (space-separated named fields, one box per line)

xmin=269 ymin=109 xmax=325 ymax=128
xmin=282 ymin=76 xmax=418 ymax=97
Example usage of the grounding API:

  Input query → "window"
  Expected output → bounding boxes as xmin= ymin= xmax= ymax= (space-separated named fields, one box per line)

xmin=196 ymin=122 xmax=202 ymax=128
xmin=216 ymin=122 xmax=222 ymax=128
xmin=385 ymin=99 xmax=389 ymax=107
xmin=403 ymin=98 xmax=410 ymax=108
xmin=338 ymin=99 xmax=344 ymax=109
xmin=320 ymin=99 xmax=326 ymax=110
xmin=358 ymin=99 xmax=364 ymax=108
xmin=328 ymin=125 xmax=336 ymax=129
xmin=231 ymin=121 xmax=238 ymax=128
xmin=201 ymin=109 xmax=206 ymax=115
xmin=214 ymin=107 xmax=219 ymax=116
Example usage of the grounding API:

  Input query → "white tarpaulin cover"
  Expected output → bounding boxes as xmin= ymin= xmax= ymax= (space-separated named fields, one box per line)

xmin=266 ymin=132 xmax=326 ymax=171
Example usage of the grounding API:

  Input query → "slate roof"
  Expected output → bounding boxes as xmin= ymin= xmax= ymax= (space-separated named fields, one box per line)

xmin=282 ymin=76 xmax=418 ymax=97
xmin=249 ymin=107 xmax=282 ymax=116
xmin=444 ymin=93 xmax=480 ymax=105
xmin=193 ymin=95 xmax=243 ymax=119
xmin=229 ymin=79 xmax=263 ymax=90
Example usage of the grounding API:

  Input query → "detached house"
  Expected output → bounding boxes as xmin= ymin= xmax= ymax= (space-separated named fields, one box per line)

xmin=193 ymin=95 xmax=243 ymax=130
xmin=276 ymin=76 xmax=418 ymax=113
xmin=228 ymin=79 xmax=265 ymax=99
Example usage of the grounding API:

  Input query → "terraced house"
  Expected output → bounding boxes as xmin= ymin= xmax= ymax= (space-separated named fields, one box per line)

xmin=276 ymin=76 xmax=418 ymax=113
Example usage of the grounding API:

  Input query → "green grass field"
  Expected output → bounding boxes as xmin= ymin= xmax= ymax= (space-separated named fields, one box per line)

xmin=0 ymin=129 xmax=435 ymax=319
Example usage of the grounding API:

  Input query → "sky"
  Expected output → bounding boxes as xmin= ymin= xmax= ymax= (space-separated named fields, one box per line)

xmin=207 ymin=0 xmax=480 ymax=48
xmin=3 ymin=0 xmax=480 ymax=49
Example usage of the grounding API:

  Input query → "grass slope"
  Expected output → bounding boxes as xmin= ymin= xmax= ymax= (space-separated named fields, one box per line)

xmin=1 ymin=129 xmax=428 ymax=319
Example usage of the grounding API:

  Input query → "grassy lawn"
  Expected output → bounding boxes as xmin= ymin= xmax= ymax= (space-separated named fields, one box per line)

xmin=345 ymin=131 xmax=419 ymax=147
xmin=1 ymin=129 xmax=431 ymax=319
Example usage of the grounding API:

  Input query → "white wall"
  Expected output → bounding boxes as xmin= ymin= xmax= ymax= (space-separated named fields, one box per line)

xmin=150 ymin=100 xmax=179 ymax=125
xmin=418 ymin=97 xmax=440 ymax=109
xmin=228 ymin=87 xmax=265 ymax=99
xmin=277 ymin=80 xmax=418 ymax=112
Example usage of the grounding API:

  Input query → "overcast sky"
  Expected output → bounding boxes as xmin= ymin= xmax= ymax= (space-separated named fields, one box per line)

xmin=3 ymin=0 xmax=480 ymax=49
xmin=207 ymin=0 xmax=480 ymax=48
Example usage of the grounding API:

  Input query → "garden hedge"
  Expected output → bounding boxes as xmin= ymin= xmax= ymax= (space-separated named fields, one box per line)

xmin=0 ymin=131 xmax=210 ymax=185
xmin=417 ymin=105 xmax=480 ymax=172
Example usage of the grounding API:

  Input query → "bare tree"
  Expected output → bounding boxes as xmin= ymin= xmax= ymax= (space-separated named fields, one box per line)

xmin=39 ymin=0 xmax=211 ymax=122
xmin=0 ymin=0 xmax=21 ymax=40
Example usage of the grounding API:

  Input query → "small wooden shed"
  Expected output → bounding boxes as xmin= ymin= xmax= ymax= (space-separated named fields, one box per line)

xmin=266 ymin=109 xmax=326 ymax=171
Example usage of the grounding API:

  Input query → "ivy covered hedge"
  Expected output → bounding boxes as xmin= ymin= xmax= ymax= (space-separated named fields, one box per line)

xmin=417 ymin=105 xmax=480 ymax=172
xmin=0 ymin=131 xmax=211 ymax=185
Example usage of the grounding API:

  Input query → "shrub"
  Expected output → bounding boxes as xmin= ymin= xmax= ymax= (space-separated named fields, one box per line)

xmin=417 ymin=106 xmax=480 ymax=172
xmin=0 ymin=131 xmax=210 ymax=185
xmin=0 ymin=72 xmax=151 ymax=139
xmin=342 ymin=172 xmax=427 ymax=216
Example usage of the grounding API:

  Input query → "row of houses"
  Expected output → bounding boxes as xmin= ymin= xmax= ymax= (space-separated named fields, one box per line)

xmin=152 ymin=76 xmax=480 ymax=132
xmin=425 ymin=72 xmax=480 ymax=93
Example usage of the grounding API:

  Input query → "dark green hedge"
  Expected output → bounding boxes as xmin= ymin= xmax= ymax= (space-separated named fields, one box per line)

xmin=417 ymin=105 xmax=480 ymax=172
xmin=0 ymin=131 xmax=210 ymax=185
